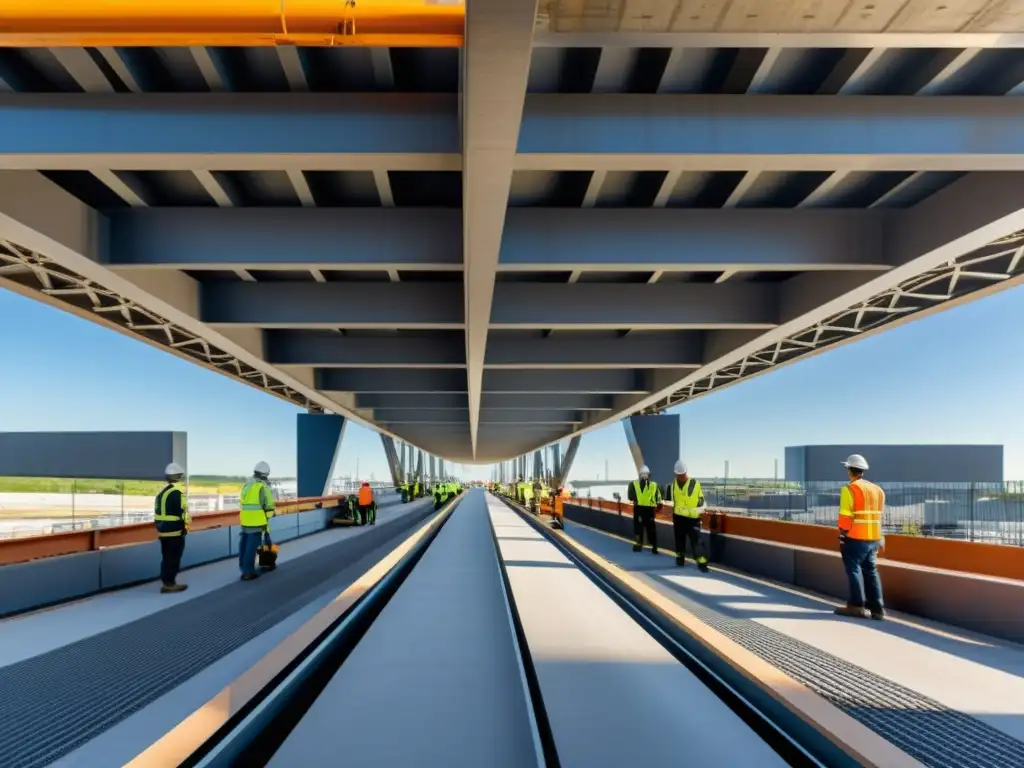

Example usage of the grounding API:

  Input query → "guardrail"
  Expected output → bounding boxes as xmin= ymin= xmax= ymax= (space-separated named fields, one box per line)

xmin=560 ymin=496 xmax=1024 ymax=583
xmin=0 ymin=496 xmax=342 ymax=566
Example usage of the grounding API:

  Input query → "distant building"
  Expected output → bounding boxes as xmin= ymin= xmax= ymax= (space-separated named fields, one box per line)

xmin=785 ymin=445 xmax=1004 ymax=484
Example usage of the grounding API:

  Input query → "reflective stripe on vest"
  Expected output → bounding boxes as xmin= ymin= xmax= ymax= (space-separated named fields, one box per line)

xmin=843 ymin=479 xmax=884 ymax=541
xmin=240 ymin=481 xmax=270 ymax=528
xmin=632 ymin=479 xmax=657 ymax=507
xmin=154 ymin=483 xmax=187 ymax=537
xmin=672 ymin=478 xmax=702 ymax=518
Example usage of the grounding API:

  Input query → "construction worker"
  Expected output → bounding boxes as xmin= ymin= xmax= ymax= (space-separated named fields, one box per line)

xmin=358 ymin=481 xmax=376 ymax=526
xmin=154 ymin=462 xmax=190 ymax=593
xmin=835 ymin=454 xmax=886 ymax=620
xmin=628 ymin=465 xmax=662 ymax=554
xmin=532 ymin=477 xmax=543 ymax=515
xmin=667 ymin=460 xmax=709 ymax=571
xmin=239 ymin=461 xmax=276 ymax=581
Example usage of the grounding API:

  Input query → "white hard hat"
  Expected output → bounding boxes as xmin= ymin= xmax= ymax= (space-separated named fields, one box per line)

xmin=842 ymin=454 xmax=869 ymax=471
xmin=254 ymin=461 xmax=271 ymax=476
xmin=674 ymin=460 xmax=688 ymax=475
xmin=164 ymin=462 xmax=184 ymax=476
xmin=639 ymin=465 xmax=650 ymax=476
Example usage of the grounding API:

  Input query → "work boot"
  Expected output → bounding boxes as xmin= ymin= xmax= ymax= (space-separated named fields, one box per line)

xmin=834 ymin=605 xmax=868 ymax=619
xmin=632 ymin=542 xmax=642 ymax=553
xmin=241 ymin=573 xmax=260 ymax=582
xmin=161 ymin=584 xmax=188 ymax=594
xmin=651 ymin=548 xmax=659 ymax=556
xmin=870 ymin=609 xmax=886 ymax=621
xmin=697 ymin=562 xmax=709 ymax=573
xmin=676 ymin=556 xmax=685 ymax=567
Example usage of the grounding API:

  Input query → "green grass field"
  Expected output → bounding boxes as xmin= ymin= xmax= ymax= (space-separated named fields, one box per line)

xmin=0 ymin=475 xmax=249 ymax=496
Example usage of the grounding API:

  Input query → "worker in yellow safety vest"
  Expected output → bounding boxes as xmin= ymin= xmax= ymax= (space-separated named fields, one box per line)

xmin=239 ymin=461 xmax=277 ymax=581
xmin=835 ymin=454 xmax=886 ymax=621
xmin=154 ymin=462 xmax=190 ymax=593
xmin=627 ymin=465 xmax=662 ymax=554
xmin=667 ymin=460 xmax=709 ymax=571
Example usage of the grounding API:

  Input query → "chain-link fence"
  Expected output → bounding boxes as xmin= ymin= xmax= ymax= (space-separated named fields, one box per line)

xmin=697 ymin=479 xmax=1024 ymax=546
xmin=0 ymin=476 xmax=251 ymax=540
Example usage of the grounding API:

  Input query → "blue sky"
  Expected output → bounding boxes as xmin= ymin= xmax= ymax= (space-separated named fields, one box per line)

xmin=1 ymin=282 xmax=1022 ymax=482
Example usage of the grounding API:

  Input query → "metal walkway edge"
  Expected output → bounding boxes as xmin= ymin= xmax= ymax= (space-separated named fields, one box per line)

xmin=652 ymin=578 xmax=1024 ymax=768
xmin=0 ymin=502 xmax=436 ymax=768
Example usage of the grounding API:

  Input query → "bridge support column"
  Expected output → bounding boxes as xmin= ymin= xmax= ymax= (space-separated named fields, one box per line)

xmin=623 ymin=414 xmax=680 ymax=490
xmin=380 ymin=435 xmax=404 ymax=488
xmin=297 ymin=412 xmax=346 ymax=498
xmin=554 ymin=436 xmax=580 ymax=489
xmin=415 ymin=450 xmax=424 ymax=482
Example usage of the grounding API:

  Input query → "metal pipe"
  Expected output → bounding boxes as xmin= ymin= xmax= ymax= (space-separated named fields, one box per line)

xmin=0 ymin=0 xmax=464 ymax=47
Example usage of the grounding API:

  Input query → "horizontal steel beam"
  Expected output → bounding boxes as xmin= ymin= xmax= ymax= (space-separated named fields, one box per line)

xmin=516 ymin=95 xmax=1024 ymax=172
xmin=7 ymin=94 xmax=1024 ymax=173
xmin=106 ymin=206 xmax=887 ymax=274
xmin=316 ymin=368 xmax=466 ymax=393
xmin=0 ymin=93 xmax=460 ymax=171
xmin=200 ymin=283 xmax=464 ymax=329
xmin=500 ymin=209 xmax=887 ymax=272
xmin=482 ymin=369 xmax=649 ymax=394
xmin=481 ymin=393 xmax=614 ymax=410
xmin=319 ymin=368 xmax=646 ymax=394
xmin=375 ymin=408 xmax=583 ymax=424
xmin=108 ymin=209 xmax=462 ymax=271
xmin=267 ymin=329 xmax=704 ymax=368
xmin=265 ymin=330 xmax=467 ymax=368
xmin=201 ymin=281 xmax=774 ymax=330
xmin=354 ymin=393 xmax=468 ymax=409
xmin=485 ymin=331 xmax=703 ymax=368
xmin=490 ymin=283 xmax=777 ymax=330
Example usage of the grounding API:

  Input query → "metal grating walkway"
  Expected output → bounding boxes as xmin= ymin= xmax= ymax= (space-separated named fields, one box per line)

xmin=660 ymin=582 xmax=1024 ymax=768
xmin=0 ymin=502 xmax=435 ymax=768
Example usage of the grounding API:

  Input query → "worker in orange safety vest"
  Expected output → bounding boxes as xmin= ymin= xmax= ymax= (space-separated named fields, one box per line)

xmin=357 ymin=481 xmax=376 ymax=526
xmin=834 ymin=454 xmax=885 ymax=621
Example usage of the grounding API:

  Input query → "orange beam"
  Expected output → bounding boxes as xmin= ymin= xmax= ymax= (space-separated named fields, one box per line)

xmin=0 ymin=0 xmax=464 ymax=47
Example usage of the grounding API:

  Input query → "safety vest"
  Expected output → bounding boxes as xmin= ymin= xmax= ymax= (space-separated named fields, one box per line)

xmin=358 ymin=485 xmax=373 ymax=505
xmin=840 ymin=479 xmax=884 ymax=541
xmin=670 ymin=478 xmax=703 ymax=519
xmin=154 ymin=482 xmax=189 ymax=537
xmin=632 ymin=479 xmax=659 ymax=507
xmin=240 ymin=480 xmax=274 ymax=528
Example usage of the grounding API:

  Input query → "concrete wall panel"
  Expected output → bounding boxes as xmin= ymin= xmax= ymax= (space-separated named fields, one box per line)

xmin=0 ymin=551 xmax=101 ymax=615
xmin=100 ymin=541 xmax=161 ymax=589
xmin=179 ymin=528 xmax=231 ymax=570
xmin=0 ymin=431 xmax=187 ymax=480
xmin=719 ymin=536 xmax=796 ymax=585
xmin=792 ymin=548 xmax=849 ymax=601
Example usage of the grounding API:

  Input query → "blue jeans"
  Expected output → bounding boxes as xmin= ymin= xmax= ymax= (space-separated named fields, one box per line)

xmin=239 ymin=531 xmax=262 ymax=576
xmin=841 ymin=538 xmax=884 ymax=612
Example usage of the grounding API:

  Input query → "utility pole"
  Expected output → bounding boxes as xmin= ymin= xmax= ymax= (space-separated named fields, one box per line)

xmin=774 ymin=458 xmax=778 ymax=484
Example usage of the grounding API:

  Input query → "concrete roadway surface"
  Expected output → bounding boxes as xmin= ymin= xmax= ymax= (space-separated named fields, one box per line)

xmin=269 ymin=489 xmax=786 ymax=767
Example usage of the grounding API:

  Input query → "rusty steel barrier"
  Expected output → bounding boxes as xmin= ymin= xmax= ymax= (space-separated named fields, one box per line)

xmin=0 ymin=496 xmax=340 ymax=566
xmin=562 ymin=498 xmax=1024 ymax=583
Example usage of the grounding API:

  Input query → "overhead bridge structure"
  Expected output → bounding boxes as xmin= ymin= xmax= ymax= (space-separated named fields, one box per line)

xmin=2 ymin=0 xmax=1024 ymax=465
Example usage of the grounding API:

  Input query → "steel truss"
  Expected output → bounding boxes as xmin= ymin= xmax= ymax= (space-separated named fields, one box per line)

xmin=650 ymin=233 xmax=1024 ymax=413
xmin=0 ymin=239 xmax=311 ymax=408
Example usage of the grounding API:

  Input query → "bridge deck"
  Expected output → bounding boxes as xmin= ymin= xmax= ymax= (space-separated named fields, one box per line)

xmin=0 ymin=497 xmax=435 ymax=768
xmin=563 ymin=520 xmax=1024 ymax=768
